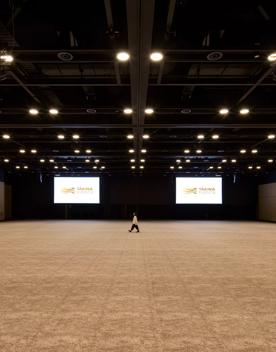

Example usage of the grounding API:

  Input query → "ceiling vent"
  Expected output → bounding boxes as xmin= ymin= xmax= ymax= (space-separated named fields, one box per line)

xmin=206 ymin=51 xmax=223 ymax=61
xmin=57 ymin=52 xmax=74 ymax=61
xmin=86 ymin=108 xmax=97 ymax=114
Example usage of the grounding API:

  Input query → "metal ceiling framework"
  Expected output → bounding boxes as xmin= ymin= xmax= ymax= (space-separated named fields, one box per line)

xmin=0 ymin=0 xmax=276 ymax=175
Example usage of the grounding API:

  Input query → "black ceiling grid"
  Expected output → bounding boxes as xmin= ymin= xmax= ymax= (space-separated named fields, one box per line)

xmin=0 ymin=0 xmax=276 ymax=175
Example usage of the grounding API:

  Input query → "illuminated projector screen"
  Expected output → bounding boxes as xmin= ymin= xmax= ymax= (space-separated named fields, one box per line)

xmin=54 ymin=177 xmax=100 ymax=204
xmin=176 ymin=177 xmax=222 ymax=204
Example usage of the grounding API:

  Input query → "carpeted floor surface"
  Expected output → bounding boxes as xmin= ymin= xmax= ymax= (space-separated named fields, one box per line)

xmin=0 ymin=220 xmax=276 ymax=351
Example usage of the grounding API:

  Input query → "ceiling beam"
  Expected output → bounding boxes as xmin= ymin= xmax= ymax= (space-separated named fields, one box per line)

xmin=1 ymin=123 xmax=276 ymax=129
xmin=238 ymin=66 xmax=275 ymax=104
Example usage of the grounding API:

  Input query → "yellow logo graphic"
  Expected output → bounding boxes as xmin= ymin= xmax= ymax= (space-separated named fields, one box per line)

xmin=61 ymin=187 xmax=93 ymax=194
xmin=183 ymin=187 xmax=197 ymax=194
xmin=183 ymin=187 xmax=216 ymax=195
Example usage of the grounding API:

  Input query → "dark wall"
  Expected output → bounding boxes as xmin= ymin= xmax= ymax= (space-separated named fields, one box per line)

xmin=9 ymin=173 xmax=258 ymax=220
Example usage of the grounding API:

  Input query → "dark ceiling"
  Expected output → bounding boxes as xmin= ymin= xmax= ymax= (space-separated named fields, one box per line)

xmin=1 ymin=0 xmax=276 ymax=175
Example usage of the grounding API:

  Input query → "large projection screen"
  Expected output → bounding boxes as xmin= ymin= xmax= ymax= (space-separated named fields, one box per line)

xmin=54 ymin=177 xmax=100 ymax=204
xmin=176 ymin=177 xmax=222 ymax=204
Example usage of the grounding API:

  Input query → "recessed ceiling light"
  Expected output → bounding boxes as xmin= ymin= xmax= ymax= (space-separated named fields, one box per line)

xmin=231 ymin=159 xmax=237 ymax=163
xmin=240 ymin=149 xmax=247 ymax=154
xmin=4 ymin=158 xmax=9 ymax=163
xmin=85 ymin=159 xmax=90 ymax=163
xmin=0 ymin=54 xmax=14 ymax=63
xmin=141 ymin=149 xmax=147 ymax=153
xmin=212 ymin=134 xmax=220 ymax=140
xmin=140 ymin=165 xmax=144 ymax=169
xmin=186 ymin=159 xmax=191 ymax=163
xmin=40 ymin=159 xmax=45 ymax=163
xmin=101 ymin=166 xmax=106 ymax=169
xmin=15 ymin=166 xmax=20 ymax=169
xmin=239 ymin=108 xmax=250 ymax=115
xmin=145 ymin=108 xmax=154 ymax=115
xmin=268 ymin=134 xmax=275 ymax=140
xmin=248 ymin=165 xmax=253 ymax=169
xmin=170 ymin=166 xmax=174 ymax=169
xmin=184 ymin=149 xmax=190 ymax=154
xmin=251 ymin=149 xmax=258 ymax=154
xmin=127 ymin=134 xmax=134 ymax=139
xmin=178 ymin=166 xmax=183 ymax=169
xmin=116 ymin=51 xmax=130 ymax=62
xmin=150 ymin=52 xmax=164 ymax=62
xmin=131 ymin=166 xmax=136 ymax=169
xmin=19 ymin=149 xmax=26 ymax=154
xmin=85 ymin=149 xmax=92 ymax=154
xmin=176 ymin=159 xmax=181 ymax=163
xmin=95 ymin=159 xmax=100 ymax=163
xmin=23 ymin=165 xmax=28 ymax=169
xmin=143 ymin=134 xmax=150 ymax=139
xmin=222 ymin=159 xmax=227 ymax=163
xmin=209 ymin=166 xmax=214 ymax=169
xmin=30 ymin=149 xmax=37 ymax=154
xmin=268 ymin=159 xmax=274 ymax=163
xmin=54 ymin=166 xmax=59 ymax=169
xmin=49 ymin=159 xmax=54 ymax=163
xmin=123 ymin=108 xmax=133 ymax=114
xmin=140 ymin=159 xmax=145 ymax=163
xmin=197 ymin=134 xmax=205 ymax=140
xmin=72 ymin=134 xmax=80 ymax=140
xmin=130 ymin=159 xmax=135 ymax=163
xmin=62 ymin=166 xmax=67 ymax=169
xmin=2 ymin=134 xmax=10 ymax=139
xmin=196 ymin=149 xmax=202 ymax=154
xmin=49 ymin=108 xmax=59 ymax=115
xmin=74 ymin=149 xmax=80 ymax=154
xmin=267 ymin=52 xmax=276 ymax=62
xmin=93 ymin=166 xmax=97 ymax=169
xmin=57 ymin=134 xmax=65 ymax=140
xmin=129 ymin=149 xmax=135 ymax=153
xmin=29 ymin=108 xmax=39 ymax=115
xmin=256 ymin=166 xmax=261 ymax=169
xmin=217 ymin=166 xmax=222 ymax=169
xmin=219 ymin=108 xmax=229 ymax=115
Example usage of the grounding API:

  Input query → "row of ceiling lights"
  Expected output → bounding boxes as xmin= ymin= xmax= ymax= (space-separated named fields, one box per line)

xmin=11 ymin=165 xmax=106 ymax=170
xmin=127 ymin=134 xmax=150 ymax=139
xmin=116 ymin=51 xmax=163 ymax=62
xmin=17 ymin=148 xmax=93 ymax=154
xmin=128 ymin=149 xmax=147 ymax=153
xmin=116 ymin=51 xmax=276 ymax=64
xmin=123 ymin=108 xmax=154 ymax=115
xmin=28 ymin=108 xmax=59 ymax=116
xmin=2 ymin=132 xmax=274 ymax=142
xmin=170 ymin=164 xmax=266 ymax=170
xmin=3 ymin=158 xmax=105 ymax=166
xmin=2 ymin=51 xmax=276 ymax=65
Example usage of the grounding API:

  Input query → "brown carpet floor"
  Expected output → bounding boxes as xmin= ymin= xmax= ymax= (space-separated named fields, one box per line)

xmin=0 ymin=220 xmax=276 ymax=351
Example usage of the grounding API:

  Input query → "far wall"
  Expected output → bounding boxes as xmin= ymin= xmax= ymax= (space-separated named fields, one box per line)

xmin=8 ymin=174 xmax=258 ymax=220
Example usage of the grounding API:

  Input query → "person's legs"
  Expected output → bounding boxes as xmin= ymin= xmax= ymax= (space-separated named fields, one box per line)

xmin=128 ymin=224 xmax=135 ymax=232
xmin=135 ymin=225 xmax=140 ymax=232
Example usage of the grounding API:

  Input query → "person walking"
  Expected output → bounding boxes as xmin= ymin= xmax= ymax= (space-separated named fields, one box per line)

xmin=128 ymin=212 xmax=140 ymax=233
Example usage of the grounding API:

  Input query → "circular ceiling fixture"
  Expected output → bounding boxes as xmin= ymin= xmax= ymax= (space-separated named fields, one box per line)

xmin=207 ymin=51 xmax=223 ymax=61
xmin=180 ymin=108 xmax=191 ymax=114
xmin=86 ymin=108 xmax=97 ymax=114
xmin=57 ymin=52 xmax=74 ymax=61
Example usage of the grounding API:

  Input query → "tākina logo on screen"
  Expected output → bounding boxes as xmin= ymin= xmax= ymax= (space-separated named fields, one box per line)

xmin=183 ymin=187 xmax=216 ymax=195
xmin=61 ymin=186 xmax=93 ymax=194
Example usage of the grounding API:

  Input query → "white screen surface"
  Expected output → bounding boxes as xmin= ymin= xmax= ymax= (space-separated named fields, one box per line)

xmin=54 ymin=177 xmax=100 ymax=204
xmin=176 ymin=177 xmax=222 ymax=204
